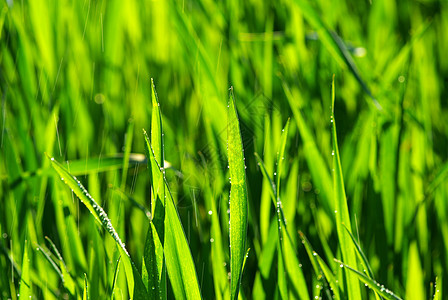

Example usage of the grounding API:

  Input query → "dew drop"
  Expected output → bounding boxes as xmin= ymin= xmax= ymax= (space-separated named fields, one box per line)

xmin=210 ymin=238 xmax=214 ymax=243
xmin=339 ymin=264 xmax=343 ymax=268
xmin=208 ymin=210 xmax=213 ymax=215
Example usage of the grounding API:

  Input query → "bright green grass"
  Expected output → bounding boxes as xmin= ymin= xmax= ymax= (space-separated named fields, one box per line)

xmin=1 ymin=0 xmax=448 ymax=299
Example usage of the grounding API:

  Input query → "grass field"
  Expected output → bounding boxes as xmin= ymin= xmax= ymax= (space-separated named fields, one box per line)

xmin=1 ymin=0 xmax=448 ymax=299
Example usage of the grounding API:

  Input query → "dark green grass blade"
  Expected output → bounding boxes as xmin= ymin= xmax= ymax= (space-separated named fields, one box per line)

xmin=331 ymin=77 xmax=361 ymax=299
xmin=143 ymin=222 xmax=164 ymax=299
xmin=143 ymin=133 xmax=201 ymax=299
xmin=48 ymin=155 xmax=148 ymax=299
xmin=335 ymin=260 xmax=402 ymax=300
xmin=227 ymin=87 xmax=248 ymax=300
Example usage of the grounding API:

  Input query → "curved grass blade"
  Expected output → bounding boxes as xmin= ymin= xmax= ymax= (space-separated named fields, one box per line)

xmin=144 ymin=134 xmax=201 ymax=300
xmin=335 ymin=260 xmax=402 ymax=300
xmin=110 ymin=256 xmax=121 ymax=299
xmin=227 ymin=87 xmax=248 ymax=300
xmin=83 ymin=273 xmax=89 ymax=300
xmin=299 ymin=232 xmax=339 ymax=300
xmin=19 ymin=240 xmax=31 ymax=300
xmin=342 ymin=224 xmax=375 ymax=280
xmin=45 ymin=236 xmax=76 ymax=295
xmin=47 ymin=155 xmax=148 ymax=299
xmin=331 ymin=77 xmax=361 ymax=299
xmin=433 ymin=276 xmax=442 ymax=300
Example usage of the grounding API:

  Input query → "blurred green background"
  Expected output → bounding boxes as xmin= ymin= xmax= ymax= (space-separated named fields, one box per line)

xmin=1 ymin=0 xmax=447 ymax=298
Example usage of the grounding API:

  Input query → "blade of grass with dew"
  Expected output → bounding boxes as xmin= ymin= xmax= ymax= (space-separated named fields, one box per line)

xmin=299 ymin=231 xmax=339 ymax=300
xmin=19 ymin=240 xmax=31 ymax=300
xmin=227 ymin=87 xmax=248 ymax=300
xmin=147 ymin=80 xmax=167 ymax=299
xmin=335 ymin=260 xmax=402 ymax=300
xmin=433 ymin=276 xmax=442 ymax=300
xmin=83 ymin=273 xmax=89 ymax=300
xmin=330 ymin=77 xmax=361 ymax=300
xmin=342 ymin=225 xmax=381 ymax=300
xmin=203 ymin=180 xmax=229 ymax=300
xmin=45 ymin=236 xmax=76 ymax=296
xmin=276 ymin=118 xmax=310 ymax=300
xmin=144 ymin=133 xmax=202 ymax=299
xmin=47 ymin=155 xmax=148 ymax=299
xmin=255 ymin=152 xmax=309 ymax=298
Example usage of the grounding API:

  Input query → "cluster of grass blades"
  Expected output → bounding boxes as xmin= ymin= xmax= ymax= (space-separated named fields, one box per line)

xmin=41 ymin=81 xmax=251 ymax=299
xmin=7 ymin=78 xmax=444 ymax=299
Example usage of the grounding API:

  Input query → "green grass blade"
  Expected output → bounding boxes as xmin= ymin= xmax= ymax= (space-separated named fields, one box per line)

xmin=83 ymin=273 xmax=89 ymax=300
xmin=299 ymin=232 xmax=339 ymax=300
xmin=335 ymin=260 xmax=402 ymax=300
xmin=147 ymin=81 xmax=166 ymax=300
xmin=47 ymin=155 xmax=148 ymax=299
xmin=342 ymin=224 xmax=375 ymax=280
xmin=111 ymin=256 xmax=121 ymax=299
xmin=143 ymin=222 xmax=164 ymax=299
xmin=151 ymin=78 xmax=164 ymax=169
xmin=45 ymin=236 xmax=76 ymax=295
xmin=143 ymin=133 xmax=201 ymax=299
xmin=276 ymin=118 xmax=290 ymax=205
xmin=433 ymin=276 xmax=442 ymax=300
xmin=331 ymin=77 xmax=361 ymax=299
xmin=254 ymin=152 xmax=276 ymax=202
xmin=227 ymin=87 xmax=248 ymax=300
xmin=19 ymin=240 xmax=31 ymax=300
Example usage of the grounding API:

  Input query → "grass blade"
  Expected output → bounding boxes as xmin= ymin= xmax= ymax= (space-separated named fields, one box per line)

xmin=335 ymin=260 xmax=402 ymax=300
xmin=45 ymin=236 xmax=76 ymax=295
xmin=299 ymin=232 xmax=340 ymax=300
xmin=331 ymin=76 xmax=361 ymax=299
xmin=227 ymin=87 xmax=249 ymax=300
xmin=143 ymin=222 xmax=164 ymax=299
xmin=433 ymin=276 xmax=442 ymax=300
xmin=144 ymin=133 xmax=202 ymax=299
xmin=83 ymin=273 xmax=89 ymax=300
xmin=110 ymin=256 xmax=121 ymax=299
xmin=19 ymin=240 xmax=31 ymax=300
xmin=47 ymin=155 xmax=148 ymax=299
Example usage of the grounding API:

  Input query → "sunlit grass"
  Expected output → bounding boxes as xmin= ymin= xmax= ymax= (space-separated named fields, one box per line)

xmin=1 ymin=0 xmax=447 ymax=299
